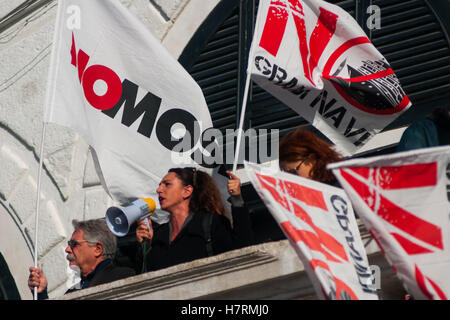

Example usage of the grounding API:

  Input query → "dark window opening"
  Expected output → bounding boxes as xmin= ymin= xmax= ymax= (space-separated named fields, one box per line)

xmin=0 ymin=252 xmax=21 ymax=300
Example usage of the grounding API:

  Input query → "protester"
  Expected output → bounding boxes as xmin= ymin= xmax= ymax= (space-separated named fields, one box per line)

xmin=135 ymin=167 xmax=254 ymax=273
xmin=278 ymin=128 xmax=343 ymax=185
xmin=28 ymin=218 xmax=135 ymax=300
xmin=397 ymin=105 xmax=450 ymax=152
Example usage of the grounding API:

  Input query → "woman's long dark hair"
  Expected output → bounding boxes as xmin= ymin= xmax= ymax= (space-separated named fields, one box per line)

xmin=168 ymin=167 xmax=225 ymax=216
xmin=279 ymin=128 xmax=343 ymax=183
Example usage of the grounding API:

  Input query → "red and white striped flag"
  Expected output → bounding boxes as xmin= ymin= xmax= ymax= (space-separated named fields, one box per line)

xmin=329 ymin=146 xmax=450 ymax=299
xmin=245 ymin=162 xmax=378 ymax=300
xmin=248 ymin=0 xmax=411 ymax=155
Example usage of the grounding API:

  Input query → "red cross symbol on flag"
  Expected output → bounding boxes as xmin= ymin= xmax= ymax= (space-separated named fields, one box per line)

xmin=336 ymin=161 xmax=448 ymax=299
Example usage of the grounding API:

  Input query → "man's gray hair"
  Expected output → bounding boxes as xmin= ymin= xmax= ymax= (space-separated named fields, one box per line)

xmin=72 ymin=218 xmax=117 ymax=260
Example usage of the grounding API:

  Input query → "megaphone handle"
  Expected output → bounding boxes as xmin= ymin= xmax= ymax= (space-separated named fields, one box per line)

xmin=140 ymin=215 xmax=151 ymax=233
xmin=140 ymin=215 xmax=151 ymax=274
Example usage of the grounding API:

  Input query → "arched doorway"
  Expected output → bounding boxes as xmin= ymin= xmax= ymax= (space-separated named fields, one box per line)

xmin=0 ymin=252 xmax=21 ymax=300
xmin=0 ymin=203 xmax=34 ymax=300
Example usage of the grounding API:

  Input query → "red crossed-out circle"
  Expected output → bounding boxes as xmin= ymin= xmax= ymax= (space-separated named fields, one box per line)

xmin=322 ymin=36 xmax=410 ymax=115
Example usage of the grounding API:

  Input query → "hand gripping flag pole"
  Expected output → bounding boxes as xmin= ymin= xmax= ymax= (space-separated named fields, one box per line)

xmin=32 ymin=0 xmax=62 ymax=299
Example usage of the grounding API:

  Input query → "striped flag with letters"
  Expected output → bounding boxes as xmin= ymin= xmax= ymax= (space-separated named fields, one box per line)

xmin=329 ymin=146 xmax=450 ymax=299
xmin=245 ymin=161 xmax=378 ymax=300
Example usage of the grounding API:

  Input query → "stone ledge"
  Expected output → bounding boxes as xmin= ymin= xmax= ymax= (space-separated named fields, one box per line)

xmin=57 ymin=240 xmax=305 ymax=300
xmin=55 ymin=239 xmax=406 ymax=300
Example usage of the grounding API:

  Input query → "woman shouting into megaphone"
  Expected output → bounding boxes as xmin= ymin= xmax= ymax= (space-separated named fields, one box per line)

xmin=135 ymin=167 xmax=254 ymax=273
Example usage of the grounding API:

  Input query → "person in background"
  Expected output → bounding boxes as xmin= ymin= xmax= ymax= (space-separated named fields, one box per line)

xmin=278 ymin=128 xmax=343 ymax=186
xmin=397 ymin=105 xmax=450 ymax=152
xmin=28 ymin=218 xmax=135 ymax=300
xmin=135 ymin=167 xmax=254 ymax=273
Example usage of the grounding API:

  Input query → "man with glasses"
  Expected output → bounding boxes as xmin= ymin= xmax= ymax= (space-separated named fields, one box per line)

xmin=28 ymin=218 xmax=135 ymax=300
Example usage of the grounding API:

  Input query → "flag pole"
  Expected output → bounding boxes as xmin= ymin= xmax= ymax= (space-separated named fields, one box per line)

xmin=232 ymin=5 xmax=259 ymax=174
xmin=33 ymin=121 xmax=47 ymax=300
xmin=232 ymin=71 xmax=252 ymax=173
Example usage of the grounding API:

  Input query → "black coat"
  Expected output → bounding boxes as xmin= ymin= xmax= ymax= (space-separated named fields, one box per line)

xmin=37 ymin=259 xmax=135 ymax=299
xmin=77 ymin=259 xmax=136 ymax=289
xmin=137 ymin=206 xmax=254 ymax=272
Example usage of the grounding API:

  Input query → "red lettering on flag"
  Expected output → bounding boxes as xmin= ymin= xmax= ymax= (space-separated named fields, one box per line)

xmin=71 ymin=33 xmax=77 ymax=66
xmin=257 ymin=173 xmax=348 ymax=262
xmin=70 ymin=33 xmax=123 ymax=110
xmin=258 ymin=1 xmax=338 ymax=86
xmin=415 ymin=265 xmax=447 ymax=300
xmin=256 ymin=173 xmax=290 ymax=211
xmin=310 ymin=259 xmax=359 ymax=300
xmin=339 ymin=169 xmax=376 ymax=211
xmin=70 ymin=32 xmax=90 ymax=83
xmin=310 ymin=258 xmax=331 ymax=271
xmin=81 ymin=65 xmax=123 ymax=110
xmin=307 ymin=7 xmax=338 ymax=81
xmin=427 ymin=277 xmax=448 ymax=300
xmin=280 ymin=221 xmax=342 ymax=263
xmin=378 ymin=195 xmax=443 ymax=250
xmin=288 ymin=0 xmax=312 ymax=85
xmin=258 ymin=0 xmax=288 ymax=57
xmin=390 ymin=233 xmax=432 ymax=255
xmin=292 ymin=202 xmax=348 ymax=262
xmin=376 ymin=163 xmax=437 ymax=190
xmin=349 ymin=162 xmax=437 ymax=190
xmin=284 ymin=181 xmax=327 ymax=210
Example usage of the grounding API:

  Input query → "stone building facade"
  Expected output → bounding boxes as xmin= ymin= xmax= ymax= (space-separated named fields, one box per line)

xmin=1 ymin=0 xmax=449 ymax=300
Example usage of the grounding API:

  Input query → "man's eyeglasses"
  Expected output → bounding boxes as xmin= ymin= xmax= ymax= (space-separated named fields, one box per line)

xmin=282 ymin=159 xmax=307 ymax=175
xmin=67 ymin=239 xmax=95 ymax=249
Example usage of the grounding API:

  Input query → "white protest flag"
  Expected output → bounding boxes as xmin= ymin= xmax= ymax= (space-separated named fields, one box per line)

xmin=248 ymin=0 xmax=411 ymax=155
xmin=329 ymin=146 xmax=450 ymax=300
xmin=44 ymin=0 xmax=213 ymax=204
xmin=244 ymin=162 xmax=378 ymax=300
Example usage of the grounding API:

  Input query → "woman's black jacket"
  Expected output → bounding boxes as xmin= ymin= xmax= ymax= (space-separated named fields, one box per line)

xmin=136 ymin=205 xmax=254 ymax=273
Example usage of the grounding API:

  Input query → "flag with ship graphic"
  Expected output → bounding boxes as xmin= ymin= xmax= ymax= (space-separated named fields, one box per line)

xmin=248 ymin=0 xmax=411 ymax=155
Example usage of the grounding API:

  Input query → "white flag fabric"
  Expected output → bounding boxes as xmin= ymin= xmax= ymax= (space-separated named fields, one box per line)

xmin=248 ymin=0 xmax=411 ymax=155
xmin=44 ymin=0 xmax=213 ymax=204
xmin=329 ymin=146 xmax=450 ymax=300
xmin=244 ymin=162 xmax=378 ymax=300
